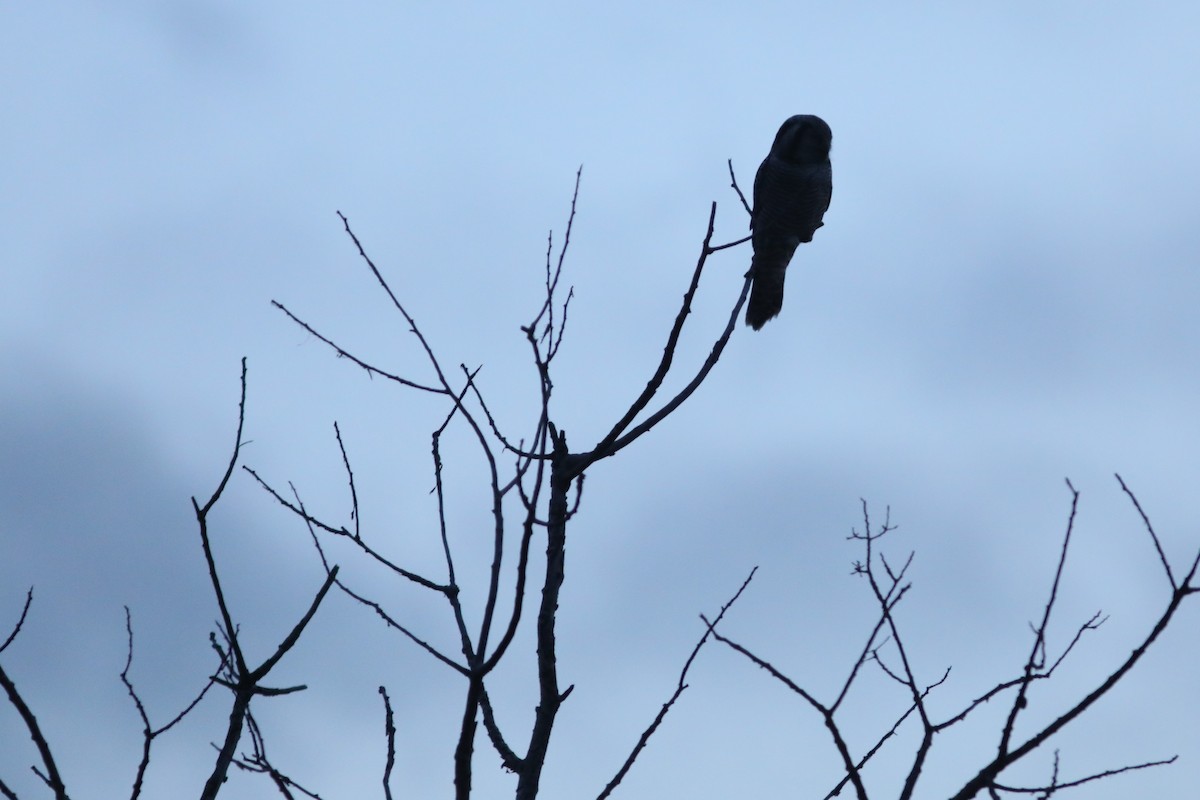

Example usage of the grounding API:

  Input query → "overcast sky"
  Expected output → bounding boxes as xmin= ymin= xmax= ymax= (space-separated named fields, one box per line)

xmin=3 ymin=3 xmax=1199 ymax=798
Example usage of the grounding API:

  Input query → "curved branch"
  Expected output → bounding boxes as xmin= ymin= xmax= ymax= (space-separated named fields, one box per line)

xmin=0 ymin=661 xmax=70 ymax=800
xmin=573 ymin=202 xmax=751 ymax=475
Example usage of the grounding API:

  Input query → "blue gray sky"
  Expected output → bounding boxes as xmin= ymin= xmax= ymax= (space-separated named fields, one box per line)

xmin=3 ymin=3 xmax=1199 ymax=798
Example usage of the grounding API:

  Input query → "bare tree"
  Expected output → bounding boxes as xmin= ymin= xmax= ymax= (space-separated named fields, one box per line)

xmin=1 ymin=359 xmax=339 ymax=800
xmin=1 ymin=168 xmax=1196 ymax=799
xmin=254 ymin=168 xmax=758 ymax=799
xmin=709 ymin=485 xmax=1198 ymax=799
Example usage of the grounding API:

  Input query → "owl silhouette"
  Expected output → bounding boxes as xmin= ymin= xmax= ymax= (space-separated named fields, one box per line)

xmin=746 ymin=115 xmax=833 ymax=330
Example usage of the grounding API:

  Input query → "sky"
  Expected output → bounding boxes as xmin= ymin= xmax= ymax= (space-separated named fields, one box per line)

xmin=2 ymin=2 xmax=1199 ymax=798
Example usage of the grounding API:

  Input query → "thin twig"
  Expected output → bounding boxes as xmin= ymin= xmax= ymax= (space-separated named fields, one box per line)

xmin=1 ymin=589 xmax=34 ymax=655
xmin=333 ymin=422 xmax=361 ymax=539
xmin=824 ymin=669 xmax=949 ymax=800
xmin=230 ymin=711 xmax=324 ymax=799
xmin=998 ymin=480 xmax=1081 ymax=758
xmin=271 ymin=300 xmax=443 ymax=394
xmin=1115 ymin=473 xmax=1175 ymax=589
xmin=728 ymin=159 xmax=752 ymax=217
xmin=947 ymin=484 xmax=1199 ymax=800
xmin=576 ymin=203 xmax=752 ymax=472
xmin=245 ymin=467 xmax=447 ymax=593
xmin=710 ymin=628 xmax=869 ymax=800
xmin=195 ymin=363 xmax=341 ymax=800
xmin=529 ymin=167 xmax=582 ymax=340
xmin=120 ymin=608 xmax=153 ymax=800
xmin=993 ymin=755 xmax=1177 ymax=795
xmin=597 ymin=568 xmax=758 ymax=800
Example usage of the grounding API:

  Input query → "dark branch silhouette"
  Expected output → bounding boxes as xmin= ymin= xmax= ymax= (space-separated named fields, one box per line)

xmin=189 ymin=361 xmax=341 ymax=800
xmin=2 ymin=167 xmax=1195 ymax=800
xmin=709 ymin=480 xmax=1199 ymax=800
xmin=253 ymin=171 xmax=757 ymax=799
xmin=597 ymin=568 xmax=758 ymax=800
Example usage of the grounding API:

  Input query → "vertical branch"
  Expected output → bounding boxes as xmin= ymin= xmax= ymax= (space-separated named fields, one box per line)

xmin=195 ymin=360 xmax=340 ymax=799
xmin=998 ymin=480 xmax=1080 ymax=759
xmin=121 ymin=608 xmax=153 ymax=800
xmin=453 ymin=680 xmax=483 ymax=800
xmin=528 ymin=166 xmax=582 ymax=341
xmin=515 ymin=428 xmax=573 ymax=800
xmin=379 ymin=686 xmax=397 ymax=800
xmin=193 ymin=358 xmax=251 ymax=681
xmin=299 ymin=183 xmax=750 ymax=797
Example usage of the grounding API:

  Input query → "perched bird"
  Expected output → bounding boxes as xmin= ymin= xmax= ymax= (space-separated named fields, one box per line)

xmin=746 ymin=114 xmax=833 ymax=330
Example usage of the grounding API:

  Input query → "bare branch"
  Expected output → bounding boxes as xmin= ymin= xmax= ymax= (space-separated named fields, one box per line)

xmin=333 ymin=422 xmax=360 ymax=539
xmin=479 ymin=686 xmax=523 ymax=773
xmin=120 ymin=608 xmax=152 ymax=800
xmin=947 ymin=484 xmax=1199 ymax=800
xmin=335 ymin=211 xmax=465 ymax=404
xmin=195 ymin=364 xmax=341 ymax=800
xmin=230 ymin=711 xmax=324 ymax=799
xmin=200 ymin=561 xmax=341 ymax=799
xmin=244 ymin=467 xmax=448 ymax=593
xmin=831 ymin=579 xmax=907 ymax=713
xmin=428 ymin=425 xmax=477 ymax=665
xmin=992 ymin=755 xmax=1177 ymax=795
xmin=514 ymin=430 xmax=573 ymax=800
xmin=462 ymin=364 xmax=536 ymax=458
xmin=577 ymin=201 xmax=728 ymax=470
xmin=379 ymin=686 xmax=397 ymax=800
xmin=1 ymin=588 xmax=33 ymax=654
xmin=824 ymin=669 xmax=949 ymax=800
xmin=0 ymin=662 xmax=70 ymax=800
xmin=1115 ymin=473 xmax=1176 ymax=589
xmin=252 ymin=567 xmax=339 ymax=681
xmin=598 ymin=568 xmax=758 ymax=800
xmin=271 ymin=300 xmax=443 ymax=394
xmin=529 ymin=166 xmax=582 ymax=346
xmin=998 ymin=480 xmax=1081 ymax=759
xmin=728 ymin=159 xmax=752 ymax=217
xmin=196 ymin=358 xmax=249 ymax=519
xmin=710 ymin=628 xmax=869 ymax=800
xmin=577 ymin=206 xmax=753 ymax=472
xmin=331 ymin=576 xmax=468 ymax=676
xmin=193 ymin=359 xmax=252 ymax=680
xmin=121 ymin=615 xmax=225 ymax=800
xmin=851 ymin=506 xmax=931 ymax=800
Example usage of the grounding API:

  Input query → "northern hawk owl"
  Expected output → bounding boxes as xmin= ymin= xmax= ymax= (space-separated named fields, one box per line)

xmin=746 ymin=114 xmax=833 ymax=330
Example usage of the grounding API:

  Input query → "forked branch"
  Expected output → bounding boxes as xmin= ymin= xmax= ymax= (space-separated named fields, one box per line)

xmin=195 ymin=361 xmax=340 ymax=800
xmin=711 ymin=483 xmax=1197 ymax=800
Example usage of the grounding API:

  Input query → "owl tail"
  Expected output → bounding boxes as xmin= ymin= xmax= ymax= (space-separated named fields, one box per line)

xmin=745 ymin=256 xmax=787 ymax=330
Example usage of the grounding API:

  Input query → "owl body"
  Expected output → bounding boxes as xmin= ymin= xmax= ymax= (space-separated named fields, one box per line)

xmin=746 ymin=115 xmax=833 ymax=330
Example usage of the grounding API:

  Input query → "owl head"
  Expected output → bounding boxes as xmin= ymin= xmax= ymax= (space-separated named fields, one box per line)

xmin=770 ymin=115 xmax=832 ymax=165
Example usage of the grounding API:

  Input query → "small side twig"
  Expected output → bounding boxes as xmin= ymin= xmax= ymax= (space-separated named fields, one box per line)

xmin=229 ymin=710 xmax=324 ymax=799
xmin=728 ymin=159 xmax=752 ymax=217
xmin=1115 ymin=473 xmax=1175 ymax=589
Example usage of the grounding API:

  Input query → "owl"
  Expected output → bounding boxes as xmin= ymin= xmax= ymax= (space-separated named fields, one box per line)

xmin=745 ymin=115 xmax=833 ymax=330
